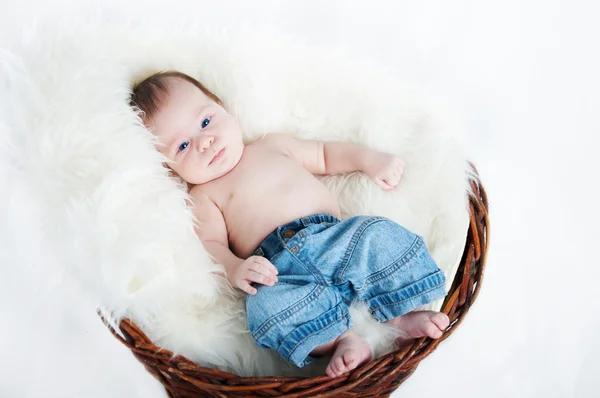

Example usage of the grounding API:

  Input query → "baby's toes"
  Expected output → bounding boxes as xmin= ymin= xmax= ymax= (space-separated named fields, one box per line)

xmin=430 ymin=313 xmax=450 ymax=332
xmin=325 ymin=360 xmax=338 ymax=378
xmin=326 ymin=364 xmax=336 ymax=378
xmin=423 ymin=321 xmax=443 ymax=339
xmin=327 ymin=356 xmax=344 ymax=378
xmin=343 ymin=352 xmax=360 ymax=370
xmin=334 ymin=356 xmax=349 ymax=375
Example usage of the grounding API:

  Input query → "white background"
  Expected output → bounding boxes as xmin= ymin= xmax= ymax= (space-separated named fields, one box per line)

xmin=1 ymin=1 xmax=599 ymax=397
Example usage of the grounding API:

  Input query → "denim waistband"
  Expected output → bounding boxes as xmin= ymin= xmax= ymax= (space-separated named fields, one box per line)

xmin=253 ymin=213 xmax=341 ymax=259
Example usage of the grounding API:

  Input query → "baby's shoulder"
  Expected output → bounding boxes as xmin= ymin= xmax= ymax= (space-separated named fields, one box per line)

xmin=258 ymin=132 xmax=292 ymax=144
xmin=251 ymin=133 xmax=296 ymax=155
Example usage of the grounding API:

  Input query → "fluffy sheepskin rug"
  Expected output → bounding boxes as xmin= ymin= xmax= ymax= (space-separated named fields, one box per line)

xmin=0 ymin=17 xmax=472 ymax=377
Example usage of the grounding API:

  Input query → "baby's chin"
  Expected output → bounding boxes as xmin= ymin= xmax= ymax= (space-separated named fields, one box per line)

xmin=190 ymin=167 xmax=234 ymax=185
xmin=189 ymin=148 xmax=243 ymax=184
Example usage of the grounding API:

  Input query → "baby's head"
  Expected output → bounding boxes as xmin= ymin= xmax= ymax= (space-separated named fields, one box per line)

xmin=130 ymin=71 xmax=244 ymax=185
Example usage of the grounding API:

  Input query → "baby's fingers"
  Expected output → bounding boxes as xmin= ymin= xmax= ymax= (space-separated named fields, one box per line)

xmin=250 ymin=257 xmax=279 ymax=277
xmin=247 ymin=270 xmax=277 ymax=286
xmin=239 ymin=281 xmax=258 ymax=295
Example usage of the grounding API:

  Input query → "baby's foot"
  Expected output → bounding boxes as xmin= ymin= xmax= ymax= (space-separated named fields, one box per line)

xmin=325 ymin=331 xmax=371 ymax=378
xmin=386 ymin=311 xmax=450 ymax=345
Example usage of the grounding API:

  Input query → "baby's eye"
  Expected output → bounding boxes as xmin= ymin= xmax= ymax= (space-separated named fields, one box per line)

xmin=178 ymin=141 xmax=189 ymax=152
xmin=201 ymin=117 xmax=211 ymax=129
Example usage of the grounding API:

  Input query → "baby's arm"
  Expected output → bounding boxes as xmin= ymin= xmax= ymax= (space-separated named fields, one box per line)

xmin=189 ymin=189 xmax=278 ymax=294
xmin=265 ymin=133 xmax=405 ymax=190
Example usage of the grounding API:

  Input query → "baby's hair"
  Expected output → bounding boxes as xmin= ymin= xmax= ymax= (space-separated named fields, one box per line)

xmin=129 ymin=70 xmax=223 ymax=123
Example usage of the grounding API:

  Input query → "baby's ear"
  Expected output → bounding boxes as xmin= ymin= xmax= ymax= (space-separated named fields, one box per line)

xmin=165 ymin=164 xmax=175 ymax=173
xmin=163 ymin=163 xmax=180 ymax=178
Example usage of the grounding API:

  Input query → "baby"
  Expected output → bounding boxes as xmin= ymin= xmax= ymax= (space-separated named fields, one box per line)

xmin=130 ymin=71 xmax=450 ymax=378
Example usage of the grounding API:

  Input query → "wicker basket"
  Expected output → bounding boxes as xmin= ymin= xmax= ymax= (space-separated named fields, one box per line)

xmin=104 ymin=167 xmax=488 ymax=398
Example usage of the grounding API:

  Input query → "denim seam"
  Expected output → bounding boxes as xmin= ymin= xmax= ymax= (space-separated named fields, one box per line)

xmin=286 ymin=310 xmax=350 ymax=362
xmin=288 ymin=234 xmax=328 ymax=286
xmin=355 ymin=236 xmax=423 ymax=291
xmin=336 ymin=217 xmax=387 ymax=284
xmin=253 ymin=284 xmax=326 ymax=341
xmin=369 ymin=280 xmax=446 ymax=315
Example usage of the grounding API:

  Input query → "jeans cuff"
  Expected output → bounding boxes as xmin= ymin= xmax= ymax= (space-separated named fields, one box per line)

xmin=278 ymin=302 xmax=351 ymax=367
xmin=368 ymin=270 xmax=447 ymax=322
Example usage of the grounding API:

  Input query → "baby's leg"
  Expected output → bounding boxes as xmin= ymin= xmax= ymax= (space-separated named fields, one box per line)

xmin=334 ymin=217 xmax=449 ymax=345
xmin=311 ymin=330 xmax=371 ymax=378
xmin=386 ymin=311 xmax=449 ymax=345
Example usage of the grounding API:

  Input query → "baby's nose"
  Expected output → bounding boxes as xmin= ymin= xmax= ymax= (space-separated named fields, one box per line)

xmin=198 ymin=136 xmax=214 ymax=152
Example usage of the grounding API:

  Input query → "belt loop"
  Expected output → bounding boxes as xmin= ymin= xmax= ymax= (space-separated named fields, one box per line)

xmin=300 ymin=217 xmax=311 ymax=228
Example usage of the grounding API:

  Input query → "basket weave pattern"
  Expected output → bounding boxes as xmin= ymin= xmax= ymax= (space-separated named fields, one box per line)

xmin=105 ymin=169 xmax=489 ymax=398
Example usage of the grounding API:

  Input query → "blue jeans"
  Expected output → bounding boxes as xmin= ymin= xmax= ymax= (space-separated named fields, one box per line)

xmin=246 ymin=214 xmax=447 ymax=367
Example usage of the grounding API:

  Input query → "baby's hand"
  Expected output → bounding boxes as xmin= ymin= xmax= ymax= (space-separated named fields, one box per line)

xmin=231 ymin=256 xmax=279 ymax=295
xmin=364 ymin=152 xmax=405 ymax=190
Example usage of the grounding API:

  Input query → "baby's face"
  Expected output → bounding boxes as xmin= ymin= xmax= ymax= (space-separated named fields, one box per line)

xmin=150 ymin=77 xmax=244 ymax=184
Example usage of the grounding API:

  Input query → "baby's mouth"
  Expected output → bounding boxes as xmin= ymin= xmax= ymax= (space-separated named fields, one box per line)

xmin=209 ymin=148 xmax=225 ymax=165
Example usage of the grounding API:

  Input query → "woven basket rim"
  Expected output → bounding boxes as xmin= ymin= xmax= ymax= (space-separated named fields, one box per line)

xmin=102 ymin=163 xmax=489 ymax=397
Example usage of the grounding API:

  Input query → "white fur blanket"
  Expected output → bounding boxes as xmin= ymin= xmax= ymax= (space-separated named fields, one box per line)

xmin=0 ymin=18 xmax=471 ymax=377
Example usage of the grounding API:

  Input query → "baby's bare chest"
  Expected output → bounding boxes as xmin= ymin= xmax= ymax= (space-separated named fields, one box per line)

xmin=204 ymin=142 xmax=340 ymax=257
xmin=233 ymin=148 xmax=297 ymax=192
xmin=218 ymin=145 xmax=320 ymax=209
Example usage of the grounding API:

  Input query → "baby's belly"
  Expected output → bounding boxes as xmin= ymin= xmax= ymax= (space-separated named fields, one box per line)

xmin=225 ymin=184 xmax=341 ymax=259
